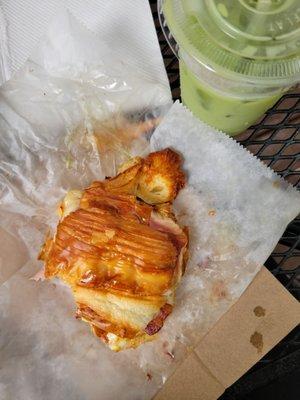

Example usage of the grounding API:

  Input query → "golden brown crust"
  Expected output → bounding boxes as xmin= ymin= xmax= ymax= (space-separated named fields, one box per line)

xmin=41 ymin=149 xmax=188 ymax=350
xmin=98 ymin=148 xmax=186 ymax=203
xmin=137 ymin=149 xmax=186 ymax=204
xmin=102 ymin=161 xmax=142 ymax=195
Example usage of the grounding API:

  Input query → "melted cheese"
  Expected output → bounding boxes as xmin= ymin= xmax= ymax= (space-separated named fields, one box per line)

xmin=59 ymin=190 xmax=83 ymax=219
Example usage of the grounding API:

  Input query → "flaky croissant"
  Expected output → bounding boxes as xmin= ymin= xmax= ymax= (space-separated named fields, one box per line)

xmin=39 ymin=149 xmax=188 ymax=351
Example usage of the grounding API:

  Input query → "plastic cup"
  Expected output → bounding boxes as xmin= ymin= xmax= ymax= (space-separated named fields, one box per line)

xmin=159 ymin=0 xmax=300 ymax=135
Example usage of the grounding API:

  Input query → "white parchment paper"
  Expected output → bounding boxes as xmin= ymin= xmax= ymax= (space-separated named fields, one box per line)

xmin=150 ymin=102 xmax=300 ymax=344
xmin=0 ymin=10 xmax=299 ymax=400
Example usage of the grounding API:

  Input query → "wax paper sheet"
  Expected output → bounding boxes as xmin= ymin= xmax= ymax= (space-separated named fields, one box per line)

xmin=0 ymin=9 xmax=170 ymax=284
xmin=1 ymin=11 xmax=300 ymax=400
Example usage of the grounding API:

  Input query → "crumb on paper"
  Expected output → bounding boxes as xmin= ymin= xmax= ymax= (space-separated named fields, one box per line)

xmin=253 ymin=306 xmax=266 ymax=317
xmin=162 ymin=341 xmax=175 ymax=359
xmin=165 ymin=351 xmax=175 ymax=360
xmin=146 ymin=373 xmax=152 ymax=381
xmin=30 ymin=267 xmax=46 ymax=282
xmin=250 ymin=331 xmax=263 ymax=353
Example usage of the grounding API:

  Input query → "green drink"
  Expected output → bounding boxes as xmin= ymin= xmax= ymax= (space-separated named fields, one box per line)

xmin=180 ymin=60 xmax=282 ymax=134
xmin=160 ymin=0 xmax=300 ymax=135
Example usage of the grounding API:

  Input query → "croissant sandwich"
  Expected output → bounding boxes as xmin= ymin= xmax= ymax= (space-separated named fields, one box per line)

xmin=39 ymin=149 xmax=188 ymax=351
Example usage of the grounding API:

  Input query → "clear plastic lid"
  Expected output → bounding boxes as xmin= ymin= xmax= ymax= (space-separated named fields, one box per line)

xmin=163 ymin=0 xmax=300 ymax=83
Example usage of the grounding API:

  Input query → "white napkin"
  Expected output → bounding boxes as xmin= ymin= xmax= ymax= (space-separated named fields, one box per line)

xmin=0 ymin=0 xmax=168 ymax=87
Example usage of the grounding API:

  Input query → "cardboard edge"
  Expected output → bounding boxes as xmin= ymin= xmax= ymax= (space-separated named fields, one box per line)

xmin=154 ymin=267 xmax=300 ymax=400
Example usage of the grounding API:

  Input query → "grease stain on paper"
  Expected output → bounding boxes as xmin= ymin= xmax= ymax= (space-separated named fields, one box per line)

xmin=250 ymin=331 xmax=264 ymax=353
xmin=210 ymin=280 xmax=228 ymax=302
xmin=253 ymin=306 xmax=266 ymax=317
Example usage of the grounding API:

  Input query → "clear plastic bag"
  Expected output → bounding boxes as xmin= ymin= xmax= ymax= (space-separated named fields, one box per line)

xmin=0 ymin=11 xmax=174 ymax=400
xmin=0 ymin=10 xmax=171 ymax=283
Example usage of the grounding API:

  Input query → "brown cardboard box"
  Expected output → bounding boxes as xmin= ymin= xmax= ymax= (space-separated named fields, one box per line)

xmin=154 ymin=267 xmax=300 ymax=400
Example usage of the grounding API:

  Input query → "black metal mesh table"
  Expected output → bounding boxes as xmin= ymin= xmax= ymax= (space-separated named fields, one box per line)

xmin=150 ymin=1 xmax=300 ymax=398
